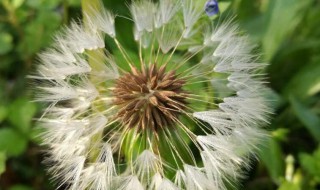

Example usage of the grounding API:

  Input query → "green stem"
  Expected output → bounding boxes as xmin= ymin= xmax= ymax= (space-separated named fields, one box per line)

xmin=62 ymin=1 xmax=69 ymax=24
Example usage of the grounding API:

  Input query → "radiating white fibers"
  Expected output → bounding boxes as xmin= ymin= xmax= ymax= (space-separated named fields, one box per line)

xmin=32 ymin=0 xmax=272 ymax=189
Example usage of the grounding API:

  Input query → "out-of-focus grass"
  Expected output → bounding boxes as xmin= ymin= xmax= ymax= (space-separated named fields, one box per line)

xmin=0 ymin=0 xmax=319 ymax=189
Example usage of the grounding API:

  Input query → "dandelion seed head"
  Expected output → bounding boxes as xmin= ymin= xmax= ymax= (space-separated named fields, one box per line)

xmin=112 ymin=64 xmax=188 ymax=132
xmin=32 ymin=0 xmax=272 ymax=189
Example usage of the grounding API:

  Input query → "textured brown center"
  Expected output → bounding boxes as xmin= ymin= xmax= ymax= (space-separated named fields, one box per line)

xmin=112 ymin=64 xmax=188 ymax=131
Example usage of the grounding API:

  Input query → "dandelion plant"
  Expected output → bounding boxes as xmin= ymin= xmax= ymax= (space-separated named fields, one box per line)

xmin=30 ymin=0 xmax=272 ymax=189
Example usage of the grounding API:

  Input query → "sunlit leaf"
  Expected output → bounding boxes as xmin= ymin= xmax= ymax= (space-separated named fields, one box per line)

xmin=278 ymin=181 xmax=300 ymax=190
xmin=0 ymin=32 xmax=13 ymax=55
xmin=11 ymin=0 xmax=25 ymax=8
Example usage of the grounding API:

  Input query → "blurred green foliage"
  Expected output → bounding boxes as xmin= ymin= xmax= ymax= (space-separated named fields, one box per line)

xmin=0 ymin=0 xmax=79 ymax=189
xmin=235 ymin=0 xmax=320 ymax=189
xmin=0 ymin=0 xmax=319 ymax=190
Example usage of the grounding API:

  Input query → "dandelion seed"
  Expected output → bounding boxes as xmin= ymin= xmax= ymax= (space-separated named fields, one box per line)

xmin=32 ymin=0 xmax=272 ymax=189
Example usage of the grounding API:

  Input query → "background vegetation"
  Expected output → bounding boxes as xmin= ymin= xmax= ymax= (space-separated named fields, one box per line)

xmin=0 ymin=0 xmax=319 ymax=189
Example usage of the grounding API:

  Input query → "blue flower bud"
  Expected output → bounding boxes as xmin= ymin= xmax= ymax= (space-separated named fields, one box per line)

xmin=205 ymin=0 xmax=219 ymax=16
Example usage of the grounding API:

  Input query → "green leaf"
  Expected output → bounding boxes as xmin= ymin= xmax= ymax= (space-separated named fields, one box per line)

xmin=8 ymin=98 xmax=37 ymax=134
xmin=0 ymin=128 xmax=28 ymax=156
xmin=299 ymin=147 xmax=320 ymax=177
xmin=278 ymin=181 xmax=300 ymax=190
xmin=0 ymin=151 xmax=6 ymax=175
xmin=263 ymin=0 xmax=312 ymax=60
xmin=0 ymin=105 xmax=7 ymax=123
xmin=259 ymin=137 xmax=284 ymax=183
xmin=10 ymin=0 xmax=25 ymax=8
xmin=0 ymin=32 xmax=13 ymax=55
xmin=18 ymin=11 xmax=61 ymax=58
xmin=29 ymin=125 xmax=44 ymax=144
xmin=26 ymin=0 xmax=61 ymax=9
xmin=9 ymin=185 xmax=34 ymax=190
xmin=290 ymin=96 xmax=320 ymax=142
xmin=67 ymin=0 xmax=81 ymax=7
xmin=272 ymin=128 xmax=290 ymax=141
xmin=283 ymin=59 xmax=320 ymax=98
xmin=219 ymin=2 xmax=231 ymax=13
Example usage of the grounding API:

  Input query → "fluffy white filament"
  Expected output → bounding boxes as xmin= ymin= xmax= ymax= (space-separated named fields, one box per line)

xmin=182 ymin=0 xmax=202 ymax=38
xmin=155 ymin=0 xmax=180 ymax=28
xmin=85 ymin=8 xmax=116 ymax=37
xmin=55 ymin=21 xmax=104 ymax=53
xmin=117 ymin=176 xmax=144 ymax=190
xmin=130 ymin=0 xmax=156 ymax=32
